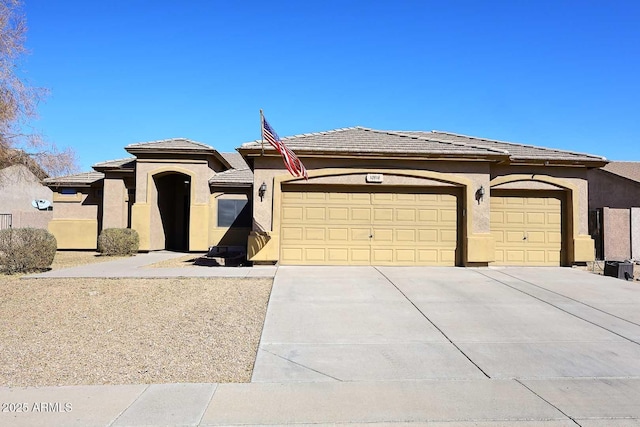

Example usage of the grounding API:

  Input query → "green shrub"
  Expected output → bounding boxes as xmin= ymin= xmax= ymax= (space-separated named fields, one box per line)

xmin=0 ymin=228 xmax=57 ymax=274
xmin=98 ymin=228 xmax=139 ymax=256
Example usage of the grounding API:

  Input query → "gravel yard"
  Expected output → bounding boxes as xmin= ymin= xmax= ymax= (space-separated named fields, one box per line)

xmin=0 ymin=276 xmax=272 ymax=387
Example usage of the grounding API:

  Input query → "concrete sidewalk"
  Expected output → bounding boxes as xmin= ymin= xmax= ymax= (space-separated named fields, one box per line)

xmin=3 ymin=378 xmax=640 ymax=426
xmin=26 ymin=251 xmax=277 ymax=278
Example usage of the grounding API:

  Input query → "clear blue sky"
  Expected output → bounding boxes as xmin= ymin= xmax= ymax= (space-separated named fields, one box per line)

xmin=20 ymin=1 xmax=640 ymax=172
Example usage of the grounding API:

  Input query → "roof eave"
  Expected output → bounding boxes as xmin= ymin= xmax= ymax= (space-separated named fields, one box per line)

xmin=125 ymin=147 xmax=212 ymax=156
xmin=43 ymin=180 xmax=102 ymax=188
xmin=92 ymin=167 xmax=135 ymax=173
xmin=208 ymin=182 xmax=253 ymax=188
xmin=238 ymin=148 xmax=508 ymax=161
xmin=508 ymin=157 xmax=609 ymax=168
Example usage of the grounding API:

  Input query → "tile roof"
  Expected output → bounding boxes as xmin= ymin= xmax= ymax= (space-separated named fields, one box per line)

xmin=208 ymin=168 xmax=253 ymax=186
xmin=125 ymin=137 xmax=232 ymax=168
xmin=92 ymin=157 xmax=136 ymax=170
xmin=43 ymin=171 xmax=104 ymax=186
xmin=125 ymin=138 xmax=215 ymax=152
xmin=425 ymin=131 xmax=607 ymax=163
xmin=221 ymin=152 xmax=249 ymax=170
xmin=239 ymin=126 xmax=606 ymax=164
xmin=240 ymin=127 xmax=507 ymax=158
xmin=601 ymin=162 xmax=640 ymax=183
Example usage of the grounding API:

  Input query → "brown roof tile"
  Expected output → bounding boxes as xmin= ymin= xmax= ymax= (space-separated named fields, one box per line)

xmin=43 ymin=171 xmax=104 ymax=186
xmin=125 ymin=137 xmax=231 ymax=169
xmin=208 ymin=168 xmax=253 ymax=187
xmin=92 ymin=157 xmax=136 ymax=171
xmin=240 ymin=127 xmax=506 ymax=158
xmin=239 ymin=126 xmax=606 ymax=165
xmin=221 ymin=152 xmax=249 ymax=170
xmin=426 ymin=131 xmax=606 ymax=163
xmin=125 ymin=138 xmax=214 ymax=152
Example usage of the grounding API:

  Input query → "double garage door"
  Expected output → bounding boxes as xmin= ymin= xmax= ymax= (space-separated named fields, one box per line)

xmin=280 ymin=187 xmax=460 ymax=266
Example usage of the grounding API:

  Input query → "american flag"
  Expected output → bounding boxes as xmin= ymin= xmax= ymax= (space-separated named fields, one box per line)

xmin=262 ymin=117 xmax=308 ymax=179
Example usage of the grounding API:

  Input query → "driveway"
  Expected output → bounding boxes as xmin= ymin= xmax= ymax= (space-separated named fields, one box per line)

xmin=253 ymin=266 xmax=640 ymax=382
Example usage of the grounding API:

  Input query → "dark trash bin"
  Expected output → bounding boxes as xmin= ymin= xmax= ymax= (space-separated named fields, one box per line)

xmin=603 ymin=261 xmax=634 ymax=280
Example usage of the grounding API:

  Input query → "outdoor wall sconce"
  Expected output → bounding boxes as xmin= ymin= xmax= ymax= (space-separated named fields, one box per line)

xmin=259 ymin=181 xmax=267 ymax=201
xmin=475 ymin=185 xmax=485 ymax=204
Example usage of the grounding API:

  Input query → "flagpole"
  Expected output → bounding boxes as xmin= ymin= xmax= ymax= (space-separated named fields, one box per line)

xmin=260 ymin=109 xmax=264 ymax=156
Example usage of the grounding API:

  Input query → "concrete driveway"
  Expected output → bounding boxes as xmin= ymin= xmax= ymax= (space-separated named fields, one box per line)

xmin=253 ymin=266 xmax=640 ymax=382
xmin=5 ymin=265 xmax=640 ymax=425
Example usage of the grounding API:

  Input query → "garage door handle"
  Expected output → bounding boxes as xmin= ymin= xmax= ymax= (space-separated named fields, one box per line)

xmin=369 ymin=234 xmax=373 ymax=238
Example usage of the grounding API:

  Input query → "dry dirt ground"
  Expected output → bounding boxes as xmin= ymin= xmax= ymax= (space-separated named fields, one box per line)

xmin=49 ymin=251 xmax=127 ymax=270
xmin=145 ymin=253 xmax=207 ymax=268
xmin=0 ymin=275 xmax=273 ymax=387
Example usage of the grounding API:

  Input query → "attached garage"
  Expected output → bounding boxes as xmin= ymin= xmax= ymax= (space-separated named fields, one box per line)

xmin=280 ymin=186 xmax=461 ymax=266
xmin=491 ymin=190 xmax=564 ymax=266
xmin=241 ymin=127 xmax=604 ymax=266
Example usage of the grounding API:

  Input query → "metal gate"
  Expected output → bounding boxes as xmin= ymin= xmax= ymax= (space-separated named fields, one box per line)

xmin=0 ymin=214 xmax=12 ymax=230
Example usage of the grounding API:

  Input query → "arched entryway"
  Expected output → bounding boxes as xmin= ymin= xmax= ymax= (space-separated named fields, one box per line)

xmin=154 ymin=172 xmax=191 ymax=251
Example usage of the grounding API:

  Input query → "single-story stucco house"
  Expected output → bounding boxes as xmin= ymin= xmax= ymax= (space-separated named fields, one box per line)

xmin=43 ymin=127 xmax=608 ymax=267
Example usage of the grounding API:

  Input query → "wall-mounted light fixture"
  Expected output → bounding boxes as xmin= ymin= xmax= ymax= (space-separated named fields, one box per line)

xmin=259 ymin=181 xmax=267 ymax=201
xmin=475 ymin=185 xmax=485 ymax=204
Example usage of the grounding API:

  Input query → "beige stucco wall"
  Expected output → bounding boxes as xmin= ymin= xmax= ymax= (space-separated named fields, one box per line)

xmin=0 ymin=165 xmax=53 ymax=229
xmin=132 ymin=157 xmax=214 ymax=251
xmin=102 ymin=177 xmax=128 ymax=229
xmin=48 ymin=188 xmax=100 ymax=249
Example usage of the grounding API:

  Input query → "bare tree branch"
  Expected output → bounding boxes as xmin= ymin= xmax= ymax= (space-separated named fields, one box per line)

xmin=0 ymin=0 xmax=77 ymax=178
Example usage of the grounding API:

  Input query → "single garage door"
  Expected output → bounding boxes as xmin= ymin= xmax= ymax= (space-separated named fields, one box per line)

xmin=280 ymin=186 xmax=459 ymax=265
xmin=491 ymin=191 xmax=563 ymax=266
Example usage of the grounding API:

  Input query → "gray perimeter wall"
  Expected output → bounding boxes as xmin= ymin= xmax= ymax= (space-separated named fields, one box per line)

xmin=603 ymin=207 xmax=631 ymax=261
xmin=632 ymin=208 xmax=640 ymax=261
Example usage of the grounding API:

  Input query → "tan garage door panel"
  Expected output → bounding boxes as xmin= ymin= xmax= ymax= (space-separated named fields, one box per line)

xmin=280 ymin=189 xmax=458 ymax=266
xmin=491 ymin=192 xmax=562 ymax=266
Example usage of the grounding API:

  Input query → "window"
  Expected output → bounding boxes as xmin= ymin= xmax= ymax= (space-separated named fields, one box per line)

xmin=217 ymin=199 xmax=250 ymax=227
xmin=61 ymin=188 xmax=76 ymax=195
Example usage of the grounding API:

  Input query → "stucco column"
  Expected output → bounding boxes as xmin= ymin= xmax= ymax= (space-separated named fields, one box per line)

xmin=102 ymin=178 xmax=127 ymax=229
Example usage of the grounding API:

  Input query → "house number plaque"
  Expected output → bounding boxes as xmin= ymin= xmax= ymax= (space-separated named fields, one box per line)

xmin=366 ymin=173 xmax=384 ymax=183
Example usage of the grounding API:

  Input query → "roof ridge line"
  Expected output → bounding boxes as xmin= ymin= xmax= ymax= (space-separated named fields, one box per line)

xmin=92 ymin=156 xmax=136 ymax=165
xmin=125 ymin=137 xmax=214 ymax=150
xmin=241 ymin=126 xmax=363 ymax=146
xmin=432 ymin=130 xmax=607 ymax=160
xmin=381 ymin=129 xmax=509 ymax=155
xmin=280 ymin=126 xmax=363 ymax=141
